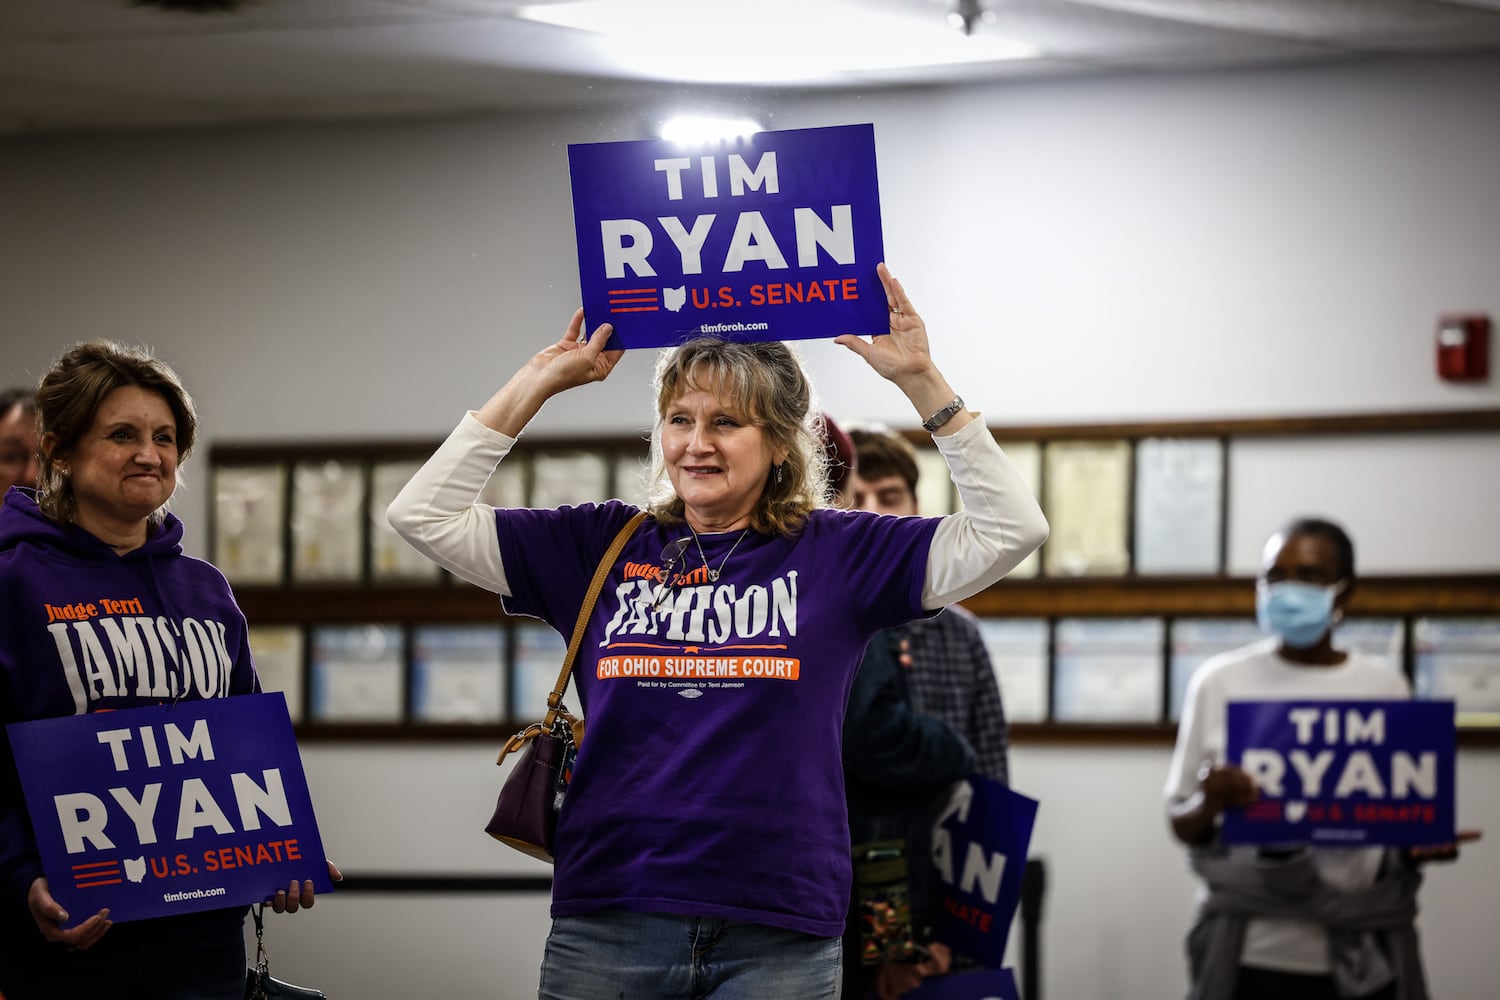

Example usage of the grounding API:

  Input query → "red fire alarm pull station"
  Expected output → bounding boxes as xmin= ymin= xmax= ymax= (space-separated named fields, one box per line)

xmin=1436 ymin=314 xmax=1490 ymax=382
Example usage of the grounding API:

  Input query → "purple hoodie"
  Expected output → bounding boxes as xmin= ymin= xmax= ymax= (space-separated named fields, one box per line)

xmin=0 ymin=487 xmax=259 ymax=917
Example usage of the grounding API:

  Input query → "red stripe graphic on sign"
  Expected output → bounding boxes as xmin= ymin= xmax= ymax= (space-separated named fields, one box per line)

xmin=609 ymin=288 xmax=660 ymax=313
xmin=74 ymin=861 xmax=123 ymax=889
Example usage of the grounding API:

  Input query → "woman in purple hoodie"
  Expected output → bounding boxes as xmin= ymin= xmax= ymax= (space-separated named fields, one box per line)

xmin=0 ymin=341 xmax=335 ymax=1000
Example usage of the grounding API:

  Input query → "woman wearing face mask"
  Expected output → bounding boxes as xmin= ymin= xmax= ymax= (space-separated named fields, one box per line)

xmin=1163 ymin=517 xmax=1478 ymax=1000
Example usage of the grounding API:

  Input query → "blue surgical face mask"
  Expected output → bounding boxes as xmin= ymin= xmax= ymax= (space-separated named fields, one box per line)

xmin=1256 ymin=580 xmax=1344 ymax=648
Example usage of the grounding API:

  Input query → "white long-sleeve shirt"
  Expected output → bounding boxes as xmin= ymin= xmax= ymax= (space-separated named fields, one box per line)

xmin=387 ymin=411 xmax=1047 ymax=609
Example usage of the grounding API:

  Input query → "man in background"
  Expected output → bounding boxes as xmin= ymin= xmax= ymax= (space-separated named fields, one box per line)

xmin=0 ymin=387 xmax=39 ymax=497
xmin=848 ymin=425 xmax=1011 ymax=788
xmin=839 ymin=422 xmax=1013 ymax=999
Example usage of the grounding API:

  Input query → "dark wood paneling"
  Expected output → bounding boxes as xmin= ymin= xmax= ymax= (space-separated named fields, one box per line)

xmin=219 ymin=407 xmax=1500 ymax=743
xmin=958 ymin=575 xmax=1500 ymax=619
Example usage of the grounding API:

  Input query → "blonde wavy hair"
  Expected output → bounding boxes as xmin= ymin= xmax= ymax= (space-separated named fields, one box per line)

xmin=644 ymin=338 xmax=827 ymax=537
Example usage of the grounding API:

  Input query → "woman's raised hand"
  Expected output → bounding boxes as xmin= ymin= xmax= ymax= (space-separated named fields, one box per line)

xmin=834 ymin=263 xmax=971 ymax=436
xmin=477 ymin=308 xmax=626 ymax=437
xmin=525 ymin=308 xmax=626 ymax=395
xmin=833 ymin=263 xmax=934 ymax=384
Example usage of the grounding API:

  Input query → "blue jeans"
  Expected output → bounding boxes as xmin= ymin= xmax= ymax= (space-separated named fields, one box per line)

xmin=539 ymin=911 xmax=843 ymax=999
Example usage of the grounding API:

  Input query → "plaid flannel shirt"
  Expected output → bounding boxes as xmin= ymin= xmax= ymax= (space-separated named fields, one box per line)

xmin=886 ymin=604 xmax=1009 ymax=786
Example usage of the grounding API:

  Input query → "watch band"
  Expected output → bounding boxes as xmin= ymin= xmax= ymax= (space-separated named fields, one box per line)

xmin=921 ymin=396 xmax=965 ymax=433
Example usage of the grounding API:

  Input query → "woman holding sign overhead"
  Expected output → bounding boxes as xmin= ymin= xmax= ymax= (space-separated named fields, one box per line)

xmin=0 ymin=341 xmax=337 ymax=1000
xmin=389 ymin=262 xmax=1047 ymax=997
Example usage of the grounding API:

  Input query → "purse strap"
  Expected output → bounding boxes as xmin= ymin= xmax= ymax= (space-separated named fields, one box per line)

xmin=540 ymin=510 xmax=648 ymax=731
xmin=249 ymin=902 xmax=269 ymax=982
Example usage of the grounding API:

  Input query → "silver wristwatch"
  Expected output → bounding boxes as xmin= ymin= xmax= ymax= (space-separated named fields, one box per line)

xmin=921 ymin=396 xmax=965 ymax=433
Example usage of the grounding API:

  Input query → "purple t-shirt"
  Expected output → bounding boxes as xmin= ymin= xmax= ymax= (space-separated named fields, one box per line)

xmin=496 ymin=500 xmax=939 ymax=937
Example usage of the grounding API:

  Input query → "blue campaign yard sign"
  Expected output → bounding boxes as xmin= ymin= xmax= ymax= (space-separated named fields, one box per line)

xmin=7 ymin=694 xmax=333 ymax=924
xmin=903 ymin=968 xmax=1022 ymax=1000
xmin=1222 ymin=699 xmax=1455 ymax=847
xmin=930 ymin=775 xmax=1038 ymax=969
xmin=568 ymin=123 xmax=887 ymax=349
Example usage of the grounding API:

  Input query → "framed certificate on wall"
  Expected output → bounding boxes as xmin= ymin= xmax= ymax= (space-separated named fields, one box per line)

xmin=291 ymin=459 xmax=365 ymax=583
xmin=611 ymin=448 xmax=652 ymax=506
xmin=1134 ymin=438 xmax=1223 ymax=575
xmin=247 ymin=625 xmax=306 ymax=723
xmin=1053 ymin=617 xmax=1164 ymax=723
xmin=998 ymin=441 xmax=1042 ymax=578
xmin=309 ymin=623 xmax=404 ymax=723
xmin=479 ymin=457 xmax=528 ymax=509
xmin=977 ymin=617 xmax=1050 ymax=722
xmin=1414 ymin=617 xmax=1500 ymax=725
xmin=511 ymin=622 xmax=571 ymax=721
xmin=531 ymin=449 xmax=610 ymax=508
xmin=410 ymin=624 xmax=506 ymax=723
xmin=1042 ymin=440 xmax=1131 ymax=577
xmin=212 ymin=464 xmax=286 ymax=585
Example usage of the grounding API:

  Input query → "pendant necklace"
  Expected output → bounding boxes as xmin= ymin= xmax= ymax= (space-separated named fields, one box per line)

xmin=689 ymin=526 xmax=750 ymax=582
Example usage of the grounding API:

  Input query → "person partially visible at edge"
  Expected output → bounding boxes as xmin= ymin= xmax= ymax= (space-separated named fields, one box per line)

xmin=840 ymin=423 xmax=1012 ymax=1000
xmin=388 ymin=262 xmax=1048 ymax=999
xmin=0 ymin=341 xmax=341 ymax=1000
xmin=847 ymin=426 xmax=1011 ymax=788
xmin=0 ymin=386 xmax=40 ymax=496
xmin=1165 ymin=516 xmax=1481 ymax=1000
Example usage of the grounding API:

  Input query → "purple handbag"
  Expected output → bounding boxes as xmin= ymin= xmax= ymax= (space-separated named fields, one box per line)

xmin=485 ymin=512 xmax=646 ymax=862
xmin=485 ymin=718 xmax=572 ymax=861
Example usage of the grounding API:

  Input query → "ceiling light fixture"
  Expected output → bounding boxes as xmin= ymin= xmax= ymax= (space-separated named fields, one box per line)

xmin=659 ymin=115 xmax=764 ymax=145
xmin=948 ymin=0 xmax=996 ymax=36
xmin=518 ymin=0 xmax=1035 ymax=84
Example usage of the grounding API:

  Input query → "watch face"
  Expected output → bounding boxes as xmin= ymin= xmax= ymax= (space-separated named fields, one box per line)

xmin=924 ymin=398 xmax=962 ymax=431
